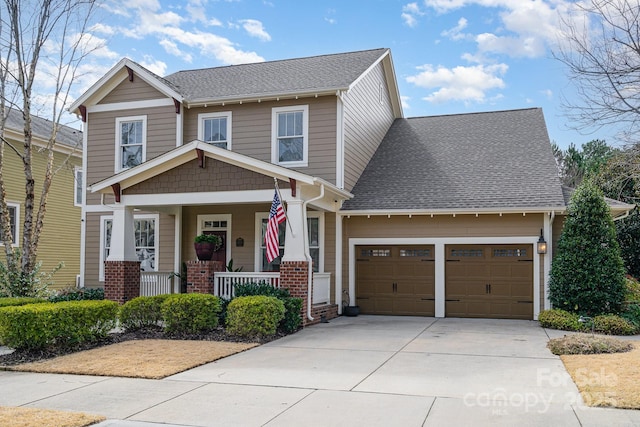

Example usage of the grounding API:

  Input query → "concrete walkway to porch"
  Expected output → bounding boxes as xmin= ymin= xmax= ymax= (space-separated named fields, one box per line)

xmin=2 ymin=316 xmax=639 ymax=426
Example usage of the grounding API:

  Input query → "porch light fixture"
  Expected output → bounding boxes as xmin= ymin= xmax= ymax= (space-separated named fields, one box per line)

xmin=537 ymin=229 xmax=547 ymax=254
xmin=235 ymin=237 xmax=244 ymax=247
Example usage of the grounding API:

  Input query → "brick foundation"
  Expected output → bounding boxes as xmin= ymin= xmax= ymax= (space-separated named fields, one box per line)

xmin=306 ymin=304 xmax=339 ymax=326
xmin=186 ymin=260 xmax=225 ymax=294
xmin=104 ymin=260 xmax=141 ymax=304
xmin=280 ymin=260 xmax=314 ymax=326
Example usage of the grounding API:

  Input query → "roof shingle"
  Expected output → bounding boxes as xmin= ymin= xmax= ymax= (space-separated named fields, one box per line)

xmin=342 ymin=108 xmax=565 ymax=211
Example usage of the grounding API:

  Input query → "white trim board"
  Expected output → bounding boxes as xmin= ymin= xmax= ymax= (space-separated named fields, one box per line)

xmin=348 ymin=236 xmax=542 ymax=320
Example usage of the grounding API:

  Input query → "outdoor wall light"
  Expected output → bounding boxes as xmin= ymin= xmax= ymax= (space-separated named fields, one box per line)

xmin=537 ymin=229 xmax=547 ymax=254
xmin=235 ymin=237 xmax=244 ymax=247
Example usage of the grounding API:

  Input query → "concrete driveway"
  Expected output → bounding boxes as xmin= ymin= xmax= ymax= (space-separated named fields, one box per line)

xmin=2 ymin=316 xmax=639 ymax=426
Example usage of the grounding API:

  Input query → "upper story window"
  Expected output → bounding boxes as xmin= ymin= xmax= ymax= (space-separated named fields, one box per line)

xmin=115 ymin=115 xmax=146 ymax=172
xmin=198 ymin=111 xmax=232 ymax=149
xmin=74 ymin=167 xmax=83 ymax=207
xmin=1 ymin=203 xmax=19 ymax=245
xmin=272 ymin=105 xmax=308 ymax=167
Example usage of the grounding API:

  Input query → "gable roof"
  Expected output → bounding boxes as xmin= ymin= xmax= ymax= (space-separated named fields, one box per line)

xmin=4 ymin=109 xmax=82 ymax=152
xmin=562 ymin=185 xmax=635 ymax=218
xmin=70 ymin=48 xmax=402 ymax=117
xmin=342 ymin=108 xmax=566 ymax=213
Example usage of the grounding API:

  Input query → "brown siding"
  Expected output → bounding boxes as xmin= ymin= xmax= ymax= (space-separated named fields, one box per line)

xmin=84 ymin=211 xmax=108 ymax=287
xmin=182 ymin=97 xmax=337 ymax=184
xmin=324 ymin=212 xmax=336 ymax=302
xmin=99 ymin=77 xmax=166 ymax=103
xmin=343 ymin=62 xmax=396 ymax=191
xmin=125 ymin=159 xmax=284 ymax=195
xmin=85 ymin=106 xmax=176 ymax=205
xmin=158 ymin=213 xmax=175 ymax=272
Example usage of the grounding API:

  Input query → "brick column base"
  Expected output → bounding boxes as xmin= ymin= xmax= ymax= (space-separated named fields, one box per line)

xmin=104 ymin=260 xmax=141 ymax=304
xmin=186 ymin=260 xmax=224 ymax=294
xmin=280 ymin=260 xmax=312 ymax=326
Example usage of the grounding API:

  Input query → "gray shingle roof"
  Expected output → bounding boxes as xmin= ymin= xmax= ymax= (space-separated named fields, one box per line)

xmin=164 ymin=48 xmax=388 ymax=101
xmin=5 ymin=109 xmax=82 ymax=150
xmin=562 ymin=185 xmax=635 ymax=210
xmin=342 ymin=108 xmax=566 ymax=211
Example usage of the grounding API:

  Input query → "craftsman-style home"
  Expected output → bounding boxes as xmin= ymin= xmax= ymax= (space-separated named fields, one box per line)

xmin=70 ymin=48 xmax=633 ymax=324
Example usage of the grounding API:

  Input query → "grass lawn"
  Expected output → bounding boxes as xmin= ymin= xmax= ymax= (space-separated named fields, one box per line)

xmin=0 ymin=406 xmax=105 ymax=427
xmin=561 ymin=343 xmax=640 ymax=409
xmin=10 ymin=339 xmax=258 ymax=379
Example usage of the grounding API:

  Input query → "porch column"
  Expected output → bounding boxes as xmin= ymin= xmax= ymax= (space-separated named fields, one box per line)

xmin=281 ymin=198 xmax=312 ymax=324
xmin=104 ymin=205 xmax=140 ymax=304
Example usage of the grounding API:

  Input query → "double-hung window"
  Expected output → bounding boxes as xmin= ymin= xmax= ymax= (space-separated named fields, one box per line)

xmin=99 ymin=214 xmax=158 ymax=280
xmin=1 ymin=203 xmax=19 ymax=245
xmin=272 ymin=105 xmax=308 ymax=167
xmin=198 ymin=112 xmax=232 ymax=149
xmin=256 ymin=211 xmax=322 ymax=272
xmin=116 ymin=116 xmax=146 ymax=171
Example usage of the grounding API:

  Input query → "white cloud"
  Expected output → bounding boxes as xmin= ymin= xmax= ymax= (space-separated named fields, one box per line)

xmin=159 ymin=39 xmax=193 ymax=62
xmin=90 ymin=23 xmax=116 ymax=36
xmin=402 ymin=2 xmax=424 ymax=27
xmin=406 ymin=63 xmax=508 ymax=103
xmin=541 ymin=89 xmax=553 ymax=99
xmin=139 ymin=56 xmax=167 ymax=76
xmin=239 ymin=19 xmax=271 ymax=41
xmin=441 ymin=17 xmax=468 ymax=40
xmin=401 ymin=95 xmax=411 ymax=109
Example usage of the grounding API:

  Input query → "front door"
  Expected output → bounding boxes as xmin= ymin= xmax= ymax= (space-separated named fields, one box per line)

xmin=198 ymin=214 xmax=230 ymax=268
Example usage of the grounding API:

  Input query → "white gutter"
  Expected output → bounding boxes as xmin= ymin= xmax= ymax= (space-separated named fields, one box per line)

xmin=302 ymin=184 xmax=325 ymax=322
xmin=614 ymin=210 xmax=631 ymax=221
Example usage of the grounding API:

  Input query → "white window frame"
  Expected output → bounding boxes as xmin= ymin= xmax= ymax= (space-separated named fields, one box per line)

xmin=254 ymin=211 xmax=323 ymax=272
xmin=271 ymin=105 xmax=309 ymax=167
xmin=99 ymin=213 xmax=159 ymax=281
xmin=115 ymin=115 xmax=147 ymax=172
xmin=198 ymin=111 xmax=232 ymax=150
xmin=2 ymin=202 xmax=19 ymax=246
xmin=74 ymin=167 xmax=83 ymax=207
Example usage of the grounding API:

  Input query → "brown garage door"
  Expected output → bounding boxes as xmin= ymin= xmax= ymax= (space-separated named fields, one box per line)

xmin=356 ymin=245 xmax=435 ymax=315
xmin=445 ymin=244 xmax=533 ymax=319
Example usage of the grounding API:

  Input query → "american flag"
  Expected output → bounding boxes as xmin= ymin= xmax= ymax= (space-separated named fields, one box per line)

xmin=265 ymin=190 xmax=286 ymax=262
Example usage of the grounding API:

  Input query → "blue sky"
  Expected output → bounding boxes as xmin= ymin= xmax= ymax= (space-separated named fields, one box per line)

xmin=68 ymin=0 xmax=617 ymax=149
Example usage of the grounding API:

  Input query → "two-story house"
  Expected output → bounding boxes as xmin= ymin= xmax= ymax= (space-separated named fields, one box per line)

xmin=2 ymin=109 xmax=83 ymax=289
xmin=70 ymin=48 xmax=633 ymax=324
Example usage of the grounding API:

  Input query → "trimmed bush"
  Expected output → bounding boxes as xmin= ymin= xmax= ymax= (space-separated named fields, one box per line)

xmin=160 ymin=294 xmax=221 ymax=334
xmin=0 ymin=297 xmax=46 ymax=308
xmin=280 ymin=297 xmax=303 ymax=333
xmin=119 ymin=294 xmax=170 ymax=331
xmin=548 ymin=334 xmax=633 ymax=355
xmin=625 ymin=277 xmax=640 ymax=303
xmin=226 ymin=296 xmax=285 ymax=338
xmin=593 ymin=314 xmax=638 ymax=335
xmin=234 ymin=282 xmax=301 ymax=333
xmin=0 ymin=300 xmax=118 ymax=350
xmin=621 ymin=302 xmax=640 ymax=327
xmin=549 ymin=181 xmax=627 ymax=315
xmin=538 ymin=309 xmax=582 ymax=331
xmin=48 ymin=287 xmax=104 ymax=302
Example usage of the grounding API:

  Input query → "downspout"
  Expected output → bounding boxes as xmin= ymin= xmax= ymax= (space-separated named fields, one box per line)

xmin=302 ymin=183 xmax=325 ymax=321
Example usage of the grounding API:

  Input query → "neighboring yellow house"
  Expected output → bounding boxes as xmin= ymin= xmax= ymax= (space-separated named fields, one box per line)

xmin=2 ymin=109 xmax=83 ymax=289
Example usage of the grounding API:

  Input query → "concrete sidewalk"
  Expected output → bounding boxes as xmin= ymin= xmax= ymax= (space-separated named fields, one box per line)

xmin=2 ymin=316 xmax=639 ymax=426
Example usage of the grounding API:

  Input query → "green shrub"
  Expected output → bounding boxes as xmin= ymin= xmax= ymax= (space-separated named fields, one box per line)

xmin=233 ymin=283 xmax=301 ymax=332
xmin=538 ymin=309 xmax=582 ymax=331
xmin=0 ymin=300 xmax=118 ymax=350
xmin=120 ymin=294 xmax=170 ymax=331
xmin=621 ymin=302 xmax=640 ymax=327
xmin=549 ymin=181 xmax=627 ymax=315
xmin=234 ymin=282 xmax=290 ymax=299
xmin=625 ymin=277 xmax=640 ymax=303
xmin=280 ymin=297 xmax=302 ymax=333
xmin=226 ymin=296 xmax=285 ymax=338
xmin=160 ymin=294 xmax=221 ymax=334
xmin=0 ymin=297 xmax=47 ymax=307
xmin=547 ymin=334 xmax=633 ymax=355
xmin=593 ymin=314 xmax=638 ymax=335
xmin=48 ymin=287 xmax=105 ymax=302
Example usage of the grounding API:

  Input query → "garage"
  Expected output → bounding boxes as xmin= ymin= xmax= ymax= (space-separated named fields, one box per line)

xmin=355 ymin=245 xmax=435 ymax=315
xmin=445 ymin=244 xmax=533 ymax=319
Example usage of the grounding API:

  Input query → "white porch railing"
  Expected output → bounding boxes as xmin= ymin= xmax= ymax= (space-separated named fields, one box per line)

xmin=212 ymin=271 xmax=331 ymax=304
xmin=213 ymin=272 xmax=280 ymax=299
xmin=140 ymin=271 xmax=175 ymax=296
xmin=313 ymin=273 xmax=331 ymax=304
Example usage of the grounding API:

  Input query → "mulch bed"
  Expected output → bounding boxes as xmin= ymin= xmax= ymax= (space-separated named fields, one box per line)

xmin=0 ymin=326 xmax=288 ymax=367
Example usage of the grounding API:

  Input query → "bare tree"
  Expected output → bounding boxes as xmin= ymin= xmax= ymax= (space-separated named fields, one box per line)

xmin=0 ymin=0 xmax=97 ymax=296
xmin=555 ymin=0 xmax=640 ymax=144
